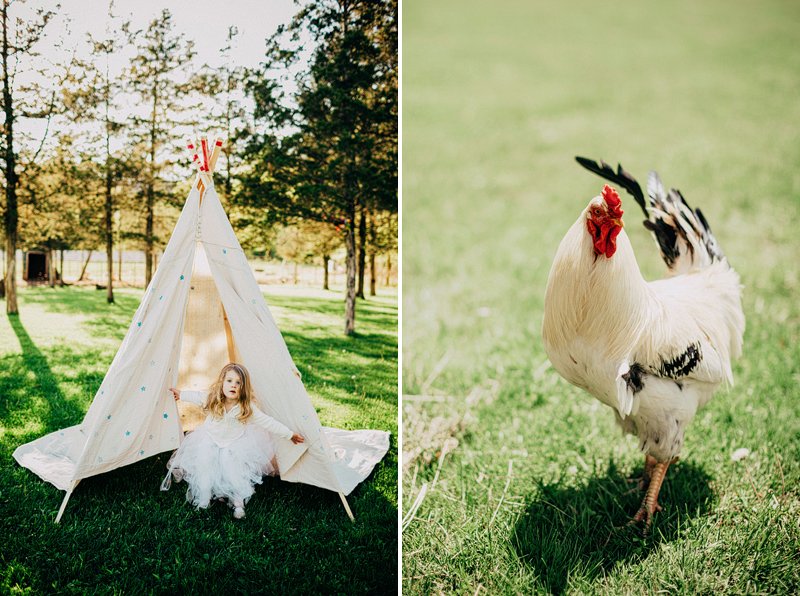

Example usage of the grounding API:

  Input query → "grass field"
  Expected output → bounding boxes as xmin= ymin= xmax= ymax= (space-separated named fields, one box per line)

xmin=402 ymin=0 xmax=800 ymax=593
xmin=0 ymin=285 xmax=397 ymax=594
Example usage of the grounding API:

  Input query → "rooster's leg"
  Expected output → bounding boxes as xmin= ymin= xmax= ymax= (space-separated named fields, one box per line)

xmin=625 ymin=454 xmax=658 ymax=494
xmin=641 ymin=454 xmax=657 ymax=490
xmin=630 ymin=459 xmax=671 ymax=531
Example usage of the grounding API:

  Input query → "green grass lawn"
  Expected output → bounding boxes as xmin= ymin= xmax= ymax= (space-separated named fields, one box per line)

xmin=0 ymin=285 xmax=397 ymax=594
xmin=402 ymin=0 xmax=800 ymax=593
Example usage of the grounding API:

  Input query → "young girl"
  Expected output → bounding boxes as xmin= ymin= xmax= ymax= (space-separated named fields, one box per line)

xmin=162 ymin=362 xmax=304 ymax=519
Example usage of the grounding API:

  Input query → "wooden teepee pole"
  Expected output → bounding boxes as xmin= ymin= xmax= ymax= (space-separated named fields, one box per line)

xmin=55 ymin=480 xmax=80 ymax=523
xmin=338 ymin=491 xmax=355 ymax=522
xmin=188 ymin=137 xmax=223 ymax=202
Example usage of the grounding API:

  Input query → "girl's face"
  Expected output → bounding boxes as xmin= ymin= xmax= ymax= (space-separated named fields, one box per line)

xmin=222 ymin=370 xmax=242 ymax=400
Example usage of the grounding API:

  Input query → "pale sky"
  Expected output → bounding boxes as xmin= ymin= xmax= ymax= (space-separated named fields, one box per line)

xmin=60 ymin=0 xmax=298 ymax=70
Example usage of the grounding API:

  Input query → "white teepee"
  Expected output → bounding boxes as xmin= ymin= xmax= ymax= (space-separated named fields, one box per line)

xmin=13 ymin=139 xmax=390 ymax=522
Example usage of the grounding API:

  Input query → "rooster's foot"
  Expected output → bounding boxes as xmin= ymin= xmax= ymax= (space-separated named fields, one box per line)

xmin=628 ymin=500 xmax=663 ymax=532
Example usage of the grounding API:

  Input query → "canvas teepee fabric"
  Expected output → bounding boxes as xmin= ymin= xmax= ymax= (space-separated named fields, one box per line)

xmin=13 ymin=144 xmax=390 ymax=521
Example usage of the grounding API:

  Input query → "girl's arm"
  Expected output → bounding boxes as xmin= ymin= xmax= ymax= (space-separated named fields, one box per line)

xmin=169 ymin=388 xmax=207 ymax=406
xmin=250 ymin=406 xmax=303 ymax=443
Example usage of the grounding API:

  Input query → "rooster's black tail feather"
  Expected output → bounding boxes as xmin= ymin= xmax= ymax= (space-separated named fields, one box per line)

xmin=575 ymin=156 xmax=648 ymax=218
xmin=576 ymin=156 xmax=725 ymax=274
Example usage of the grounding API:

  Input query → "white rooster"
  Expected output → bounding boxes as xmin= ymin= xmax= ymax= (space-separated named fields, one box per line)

xmin=542 ymin=157 xmax=745 ymax=529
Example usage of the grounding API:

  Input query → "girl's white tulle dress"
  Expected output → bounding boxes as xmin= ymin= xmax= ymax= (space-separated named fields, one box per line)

xmin=161 ymin=390 xmax=294 ymax=508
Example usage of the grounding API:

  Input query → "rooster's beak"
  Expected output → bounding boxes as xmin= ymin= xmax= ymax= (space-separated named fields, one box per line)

xmin=613 ymin=218 xmax=624 ymax=228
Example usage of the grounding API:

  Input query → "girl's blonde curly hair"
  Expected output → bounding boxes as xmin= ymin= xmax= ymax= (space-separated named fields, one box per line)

xmin=206 ymin=362 xmax=254 ymax=422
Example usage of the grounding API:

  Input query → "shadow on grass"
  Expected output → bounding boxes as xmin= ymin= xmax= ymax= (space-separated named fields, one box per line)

xmin=0 ymin=314 xmax=85 ymax=435
xmin=512 ymin=459 xmax=714 ymax=594
xmin=283 ymin=330 xmax=396 ymax=404
xmin=284 ymin=329 xmax=397 ymax=362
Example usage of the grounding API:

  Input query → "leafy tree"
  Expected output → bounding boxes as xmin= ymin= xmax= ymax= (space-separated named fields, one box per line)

xmin=274 ymin=224 xmax=308 ymax=284
xmin=18 ymin=136 xmax=103 ymax=284
xmin=1 ymin=0 xmax=63 ymax=312
xmin=367 ymin=209 xmax=397 ymax=295
xmin=356 ymin=0 xmax=397 ymax=299
xmin=308 ymin=220 xmax=344 ymax=291
xmin=274 ymin=220 xmax=343 ymax=289
xmin=125 ymin=9 xmax=195 ymax=287
xmin=237 ymin=0 xmax=397 ymax=335
xmin=19 ymin=134 xmax=102 ymax=255
xmin=63 ymin=3 xmax=127 ymax=301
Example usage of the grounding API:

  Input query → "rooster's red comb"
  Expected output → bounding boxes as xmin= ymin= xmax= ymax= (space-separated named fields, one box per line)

xmin=602 ymin=184 xmax=623 ymax=217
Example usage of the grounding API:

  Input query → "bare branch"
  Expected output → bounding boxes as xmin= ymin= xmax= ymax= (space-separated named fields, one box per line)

xmin=20 ymin=48 xmax=77 ymax=174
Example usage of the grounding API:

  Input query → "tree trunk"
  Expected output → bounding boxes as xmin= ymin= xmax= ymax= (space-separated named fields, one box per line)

xmin=118 ymin=247 xmax=123 ymax=282
xmin=106 ymin=208 xmax=114 ymax=302
xmin=293 ymin=261 xmax=298 ymax=285
xmin=145 ymin=186 xmax=154 ymax=287
xmin=48 ymin=247 xmax=55 ymax=288
xmin=344 ymin=213 xmax=357 ymax=336
xmin=340 ymin=0 xmax=357 ymax=335
xmin=385 ymin=253 xmax=391 ymax=286
xmin=356 ymin=208 xmax=366 ymax=299
xmin=369 ymin=252 xmax=376 ymax=296
xmin=78 ymin=250 xmax=93 ymax=281
xmin=145 ymin=79 xmax=158 ymax=288
xmin=367 ymin=211 xmax=377 ymax=296
xmin=59 ymin=249 xmax=64 ymax=286
xmin=2 ymin=0 xmax=19 ymax=314
xmin=323 ymin=255 xmax=330 ymax=290
xmin=105 ymin=97 xmax=114 ymax=303
xmin=4 ymin=239 xmax=15 ymax=312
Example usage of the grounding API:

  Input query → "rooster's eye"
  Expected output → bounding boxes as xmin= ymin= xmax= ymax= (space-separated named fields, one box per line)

xmin=591 ymin=207 xmax=603 ymax=217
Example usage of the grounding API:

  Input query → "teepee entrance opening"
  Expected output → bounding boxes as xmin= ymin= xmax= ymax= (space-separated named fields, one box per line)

xmin=175 ymin=240 xmax=238 ymax=431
